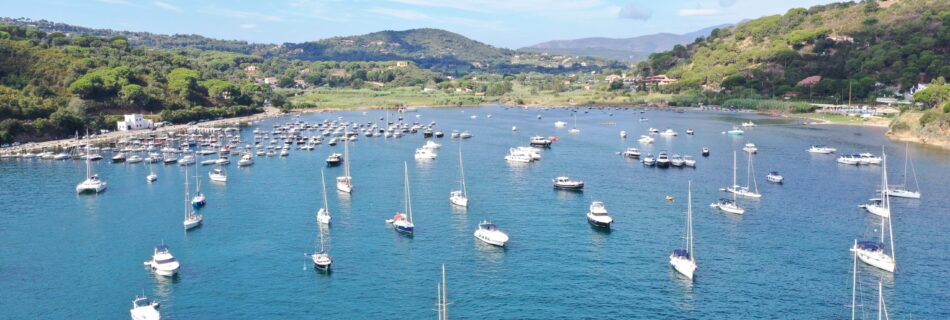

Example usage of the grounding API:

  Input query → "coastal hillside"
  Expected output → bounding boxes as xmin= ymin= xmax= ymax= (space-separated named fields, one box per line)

xmin=636 ymin=0 xmax=950 ymax=101
xmin=0 ymin=24 xmax=282 ymax=143
xmin=522 ymin=25 xmax=727 ymax=62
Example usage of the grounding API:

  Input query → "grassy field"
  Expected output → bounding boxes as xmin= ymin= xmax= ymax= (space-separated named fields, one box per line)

xmin=799 ymin=112 xmax=871 ymax=124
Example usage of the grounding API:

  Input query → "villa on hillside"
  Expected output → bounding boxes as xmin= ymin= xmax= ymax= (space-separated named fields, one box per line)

xmin=642 ymin=75 xmax=678 ymax=86
xmin=116 ymin=114 xmax=153 ymax=132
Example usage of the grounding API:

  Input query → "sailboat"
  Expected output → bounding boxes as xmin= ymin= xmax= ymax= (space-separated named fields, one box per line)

xmin=310 ymin=222 xmax=332 ymax=270
xmin=76 ymin=142 xmax=107 ymax=194
xmin=317 ymin=169 xmax=332 ymax=225
xmin=183 ymin=167 xmax=203 ymax=230
xmin=436 ymin=264 xmax=448 ymax=320
xmin=146 ymin=160 xmax=158 ymax=182
xmin=860 ymin=150 xmax=890 ymax=217
xmin=726 ymin=150 xmax=761 ymax=198
xmin=449 ymin=145 xmax=468 ymax=207
xmin=568 ymin=113 xmax=580 ymax=134
xmin=336 ymin=137 xmax=353 ymax=193
xmin=887 ymin=144 xmax=921 ymax=199
xmin=388 ymin=162 xmax=415 ymax=235
xmin=711 ymin=152 xmax=745 ymax=214
xmin=852 ymin=214 xmax=896 ymax=273
xmin=670 ymin=181 xmax=697 ymax=280
xmin=876 ymin=282 xmax=890 ymax=320
xmin=191 ymin=157 xmax=206 ymax=208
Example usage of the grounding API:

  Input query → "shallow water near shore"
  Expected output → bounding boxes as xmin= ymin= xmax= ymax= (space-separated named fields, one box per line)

xmin=1 ymin=106 xmax=948 ymax=319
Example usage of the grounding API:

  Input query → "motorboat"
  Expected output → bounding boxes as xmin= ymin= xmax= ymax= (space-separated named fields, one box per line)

xmin=741 ymin=121 xmax=756 ymax=127
xmin=54 ymin=152 xmax=71 ymax=160
xmin=143 ymin=244 xmax=180 ymax=276
xmin=642 ymin=153 xmax=656 ymax=166
xmin=237 ymin=154 xmax=254 ymax=166
xmin=326 ymin=153 xmax=342 ymax=166
xmin=529 ymin=136 xmax=553 ymax=147
xmin=459 ymin=131 xmax=473 ymax=139
xmin=670 ymin=182 xmax=696 ymax=280
xmin=670 ymin=154 xmax=685 ymax=167
xmin=422 ymin=140 xmax=441 ymax=150
xmin=76 ymin=144 xmax=107 ymax=194
xmin=215 ymin=156 xmax=230 ymax=165
xmin=619 ymin=130 xmax=627 ymax=138
xmin=656 ymin=151 xmax=671 ymax=168
xmin=766 ymin=171 xmax=784 ymax=183
xmin=389 ymin=162 xmax=415 ymax=235
xmin=112 ymin=152 xmax=127 ymax=163
xmin=685 ymin=128 xmax=694 ymax=135
xmin=702 ymin=147 xmax=710 ymax=157
xmin=553 ymin=176 xmax=584 ymax=190
xmin=504 ymin=151 xmax=532 ymax=163
xmin=683 ymin=155 xmax=696 ymax=167
xmin=450 ymin=130 xmax=460 ymax=139
xmin=742 ymin=143 xmax=757 ymax=154
xmin=807 ymin=145 xmax=836 ymax=154
xmin=648 ymin=127 xmax=659 ymax=133
xmin=586 ymin=201 xmax=613 ymax=229
xmin=659 ymin=129 xmax=678 ymax=136
xmin=622 ymin=148 xmax=641 ymax=159
xmin=726 ymin=126 xmax=744 ymax=135
xmin=86 ymin=153 xmax=103 ymax=161
xmin=434 ymin=131 xmax=444 ymax=138
xmin=473 ymin=221 xmax=509 ymax=246
xmin=513 ymin=147 xmax=542 ymax=160
xmin=837 ymin=154 xmax=861 ymax=165
xmin=177 ymin=155 xmax=195 ymax=166
xmin=279 ymin=148 xmax=290 ymax=157
xmin=858 ymin=153 xmax=882 ymax=165
xmin=554 ymin=120 xmax=567 ymax=128
xmin=209 ymin=168 xmax=227 ymax=183
xmin=414 ymin=147 xmax=437 ymax=160
xmin=130 ymin=294 xmax=161 ymax=320
xmin=125 ymin=154 xmax=143 ymax=163
xmin=638 ymin=135 xmax=654 ymax=144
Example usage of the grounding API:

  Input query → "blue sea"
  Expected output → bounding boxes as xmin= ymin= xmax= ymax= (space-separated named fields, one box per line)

xmin=1 ymin=106 xmax=948 ymax=319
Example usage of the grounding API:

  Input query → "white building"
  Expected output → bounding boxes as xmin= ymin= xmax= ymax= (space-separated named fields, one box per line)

xmin=117 ymin=114 xmax=154 ymax=131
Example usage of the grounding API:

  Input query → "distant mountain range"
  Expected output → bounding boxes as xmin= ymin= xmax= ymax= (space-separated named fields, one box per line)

xmin=521 ymin=25 xmax=731 ymax=62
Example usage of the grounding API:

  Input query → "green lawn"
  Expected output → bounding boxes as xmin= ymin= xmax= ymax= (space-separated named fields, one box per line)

xmin=799 ymin=113 xmax=868 ymax=123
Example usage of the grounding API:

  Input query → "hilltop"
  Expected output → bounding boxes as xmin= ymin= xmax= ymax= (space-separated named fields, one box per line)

xmin=522 ymin=25 xmax=727 ymax=62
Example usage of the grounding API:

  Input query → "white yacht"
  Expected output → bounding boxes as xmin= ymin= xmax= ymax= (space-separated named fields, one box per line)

xmin=852 ymin=214 xmax=896 ymax=273
xmin=76 ymin=144 xmax=107 ymax=194
xmin=459 ymin=131 xmax=473 ymax=139
xmin=209 ymin=168 xmax=227 ymax=183
xmin=143 ymin=243 xmax=180 ymax=276
xmin=414 ymin=147 xmax=437 ymax=160
xmin=642 ymin=153 xmax=656 ymax=166
xmin=586 ymin=201 xmax=613 ymax=229
xmin=670 ymin=181 xmax=697 ymax=280
xmin=638 ymin=135 xmax=654 ymax=144
xmin=215 ymin=156 xmax=230 ymax=165
xmin=279 ymin=148 xmax=290 ymax=157
xmin=837 ymin=154 xmax=861 ymax=165
xmin=742 ymin=143 xmax=757 ymax=154
xmin=619 ymin=130 xmax=627 ymax=138
xmin=741 ymin=121 xmax=756 ymax=127
xmin=887 ymin=144 xmax=921 ymax=199
xmin=726 ymin=151 xmax=761 ymax=198
xmin=317 ymin=169 xmax=331 ymax=225
xmin=450 ymin=146 xmax=468 ymax=207
xmin=336 ymin=139 xmax=353 ymax=193
xmin=858 ymin=153 xmax=882 ymax=165
xmin=177 ymin=155 xmax=195 ymax=166
xmin=112 ymin=152 xmax=127 ymax=163
xmin=529 ymin=135 xmax=553 ymax=147
xmin=622 ymin=147 xmax=641 ymax=159
xmin=311 ymin=224 xmax=332 ymax=271
xmin=659 ymin=128 xmax=678 ymax=136
xmin=807 ymin=145 xmax=836 ymax=154
xmin=648 ymin=127 xmax=659 ymax=133
xmin=422 ymin=140 xmax=441 ymax=150
xmin=553 ymin=176 xmax=584 ymax=190
xmin=766 ymin=171 xmax=784 ymax=183
xmin=389 ymin=162 xmax=415 ymax=235
xmin=130 ymin=294 xmax=161 ymax=320
xmin=473 ymin=221 xmax=509 ymax=246
xmin=683 ymin=155 xmax=696 ymax=167
xmin=860 ymin=151 xmax=891 ymax=218
xmin=127 ymin=155 xmax=143 ymax=163
xmin=711 ymin=152 xmax=745 ymax=214
xmin=670 ymin=154 xmax=685 ymax=167
xmin=237 ymin=153 xmax=254 ymax=166
xmin=554 ymin=120 xmax=567 ymax=128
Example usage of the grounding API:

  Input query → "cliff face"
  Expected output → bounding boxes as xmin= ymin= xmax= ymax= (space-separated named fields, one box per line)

xmin=887 ymin=111 xmax=950 ymax=149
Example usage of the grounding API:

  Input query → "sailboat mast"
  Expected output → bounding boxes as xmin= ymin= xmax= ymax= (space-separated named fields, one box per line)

xmin=437 ymin=284 xmax=443 ymax=320
xmin=404 ymin=162 xmax=413 ymax=223
xmin=184 ymin=166 xmax=190 ymax=218
xmin=749 ymin=152 xmax=758 ymax=193
xmin=343 ymin=138 xmax=350 ymax=177
xmin=851 ymin=240 xmax=857 ymax=320
xmin=732 ymin=151 xmax=738 ymax=202
xmin=687 ymin=181 xmax=694 ymax=261
xmin=321 ymin=169 xmax=329 ymax=213
xmin=85 ymin=142 xmax=92 ymax=179
xmin=877 ymin=282 xmax=883 ymax=320
xmin=442 ymin=264 xmax=447 ymax=320
xmin=459 ymin=145 xmax=466 ymax=196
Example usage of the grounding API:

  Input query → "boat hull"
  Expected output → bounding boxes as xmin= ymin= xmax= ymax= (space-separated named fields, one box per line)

xmin=670 ymin=255 xmax=696 ymax=279
xmin=587 ymin=214 xmax=612 ymax=229
xmin=853 ymin=247 xmax=895 ymax=273
xmin=886 ymin=188 xmax=920 ymax=199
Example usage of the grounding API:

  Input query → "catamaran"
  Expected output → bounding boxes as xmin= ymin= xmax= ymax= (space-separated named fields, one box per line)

xmin=711 ymin=151 xmax=746 ymax=214
xmin=887 ymin=144 xmax=921 ymax=199
xmin=317 ymin=169 xmax=332 ymax=225
xmin=859 ymin=150 xmax=890 ymax=217
xmin=76 ymin=143 xmax=107 ymax=194
xmin=388 ymin=162 xmax=414 ymax=235
xmin=450 ymin=145 xmax=468 ymax=207
xmin=183 ymin=167 xmax=203 ymax=230
xmin=726 ymin=151 xmax=761 ymax=198
xmin=670 ymin=181 xmax=697 ymax=280
xmin=336 ymin=138 xmax=353 ymax=193
xmin=852 ymin=214 xmax=896 ymax=273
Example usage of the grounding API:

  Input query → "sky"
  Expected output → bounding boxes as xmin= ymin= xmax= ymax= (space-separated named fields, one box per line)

xmin=5 ymin=0 xmax=841 ymax=48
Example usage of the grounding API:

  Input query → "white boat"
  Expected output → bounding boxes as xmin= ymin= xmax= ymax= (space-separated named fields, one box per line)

xmin=279 ymin=148 xmax=289 ymax=157
xmin=177 ymin=155 xmax=195 ymax=166
xmin=422 ymin=140 xmax=441 ymax=150
xmin=766 ymin=171 xmax=784 ymax=183
xmin=336 ymin=139 xmax=353 ymax=193
xmin=436 ymin=264 xmax=448 ymax=320
xmin=200 ymin=159 xmax=217 ymax=165
xmin=317 ymin=169 xmax=331 ymax=225
xmin=553 ymin=176 xmax=584 ymax=190
xmin=860 ymin=151 xmax=891 ymax=218
xmin=683 ymin=155 xmax=696 ymax=167
xmin=622 ymin=148 xmax=641 ymax=159
xmin=726 ymin=151 xmax=761 ymax=198
xmin=807 ymin=145 xmax=836 ymax=154
xmin=642 ymin=153 xmax=656 ymax=166
xmin=237 ymin=153 xmax=254 ymax=166
xmin=619 ymin=130 xmax=627 ymax=138
xmin=389 ymin=162 xmax=415 ymax=235
xmin=414 ymin=147 xmax=437 ymax=160
xmin=852 ymin=213 xmax=896 ymax=273
xmin=183 ymin=168 xmax=203 ymax=230
xmin=459 ymin=131 xmax=473 ymax=139
xmin=670 ymin=154 xmax=685 ymax=167
xmin=659 ymin=129 xmax=678 ymax=136
xmin=513 ymin=146 xmax=542 ymax=160
xmin=887 ymin=144 xmax=920 ymax=199
xmin=858 ymin=153 xmax=882 ymax=165
xmin=215 ymin=156 xmax=230 ymax=165
xmin=310 ymin=220 xmax=332 ymax=270
xmin=656 ymin=151 xmax=671 ymax=167
xmin=143 ymin=243 xmax=180 ymax=276
xmin=76 ymin=143 xmax=107 ymax=194
xmin=742 ymin=143 xmax=757 ymax=154
xmin=130 ymin=294 xmax=161 ymax=320
xmin=586 ymin=201 xmax=613 ymax=229
xmin=554 ymin=120 xmax=567 ymax=128
xmin=450 ymin=146 xmax=468 ymax=207
xmin=146 ymin=162 xmax=158 ymax=183
xmin=190 ymin=164 xmax=205 ymax=208
xmin=529 ymin=135 xmax=553 ymax=147
xmin=473 ymin=220 xmax=509 ymax=246
xmin=568 ymin=113 xmax=580 ymax=134
xmin=638 ymin=135 xmax=654 ymax=144
xmin=54 ymin=152 xmax=71 ymax=160
xmin=670 ymin=181 xmax=697 ymax=280
xmin=127 ymin=155 xmax=143 ymax=163
xmin=726 ymin=126 xmax=744 ymax=135
xmin=741 ymin=121 xmax=756 ymax=127
xmin=837 ymin=154 xmax=861 ymax=165
xmin=209 ymin=168 xmax=227 ymax=183
xmin=504 ymin=151 xmax=532 ymax=163
xmin=648 ymin=127 xmax=659 ymax=133
xmin=711 ymin=152 xmax=745 ymax=214
xmin=685 ymin=128 xmax=694 ymax=135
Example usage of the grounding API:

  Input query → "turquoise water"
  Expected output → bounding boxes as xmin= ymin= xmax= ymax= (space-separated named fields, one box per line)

xmin=1 ymin=106 xmax=948 ymax=319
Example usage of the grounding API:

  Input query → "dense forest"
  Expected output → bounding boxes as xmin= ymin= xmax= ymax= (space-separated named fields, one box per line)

xmin=635 ymin=0 xmax=950 ymax=103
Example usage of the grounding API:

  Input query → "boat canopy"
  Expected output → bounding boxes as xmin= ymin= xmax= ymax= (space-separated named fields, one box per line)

xmin=155 ymin=244 xmax=169 ymax=251
xmin=856 ymin=241 xmax=883 ymax=251
xmin=672 ymin=249 xmax=691 ymax=258
xmin=479 ymin=223 xmax=497 ymax=230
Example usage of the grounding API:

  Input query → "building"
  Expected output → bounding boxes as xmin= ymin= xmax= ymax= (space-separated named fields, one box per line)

xmin=604 ymin=75 xmax=622 ymax=83
xmin=263 ymin=77 xmax=279 ymax=86
xmin=642 ymin=75 xmax=678 ymax=86
xmin=116 ymin=114 xmax=153 ymax=132
xmin=395 ymin=61 xmax=410 ymax=68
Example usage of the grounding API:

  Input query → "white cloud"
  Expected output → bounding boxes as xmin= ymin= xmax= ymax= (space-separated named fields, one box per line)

xmin=240 ymin=23 xmax=257 ymax=29
xmin=618 ymin=3 xmax=652 ymax=21
xmin=153 ymin=1 xmax=182 ymax=12
xmin=719 ymin=0 xmax=737 ymax=7
xmin=368 ymin=7 xmax=431 ymax=20
xmin=678 ymin=8 xmax=720 ymax=16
